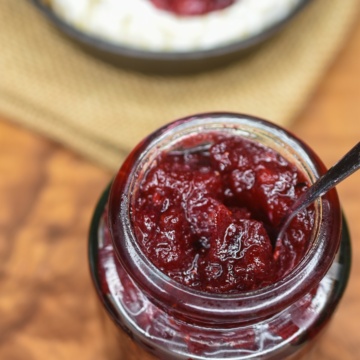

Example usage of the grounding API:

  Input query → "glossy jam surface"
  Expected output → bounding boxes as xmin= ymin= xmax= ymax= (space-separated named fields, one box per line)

xmin=150 ymin=0 xmax=235 ymax=16
xmin=131 ymin=133 xmax=314 ymax=293
xmin=98 ymin=213 xmax=332 ymax=358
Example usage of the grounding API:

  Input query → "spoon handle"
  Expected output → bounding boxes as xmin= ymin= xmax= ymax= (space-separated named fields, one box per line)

xmin=275 ymin=142 xmax=360 ymax=247
xmin=291 ymin=141 xmax=360 ymax=216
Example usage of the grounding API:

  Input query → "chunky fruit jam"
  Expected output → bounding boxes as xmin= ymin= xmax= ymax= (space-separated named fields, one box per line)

xmin=98 ymin=219 xmax=324 ymax=356
xmin=150 ymin=0 xmax=236 ymax=16
xmin=91 ymin=115 xmax=348 ymax=359
xmin=131 ymin=133 xmax=314 ymax=293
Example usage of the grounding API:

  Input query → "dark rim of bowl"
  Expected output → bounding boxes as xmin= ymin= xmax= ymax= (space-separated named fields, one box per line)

xmin=30 ymin=0 xmax=312 ymax=61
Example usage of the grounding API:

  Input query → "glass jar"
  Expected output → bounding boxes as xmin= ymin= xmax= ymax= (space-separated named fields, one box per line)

xmin=89 ymin=113 xmax=351 ymax=360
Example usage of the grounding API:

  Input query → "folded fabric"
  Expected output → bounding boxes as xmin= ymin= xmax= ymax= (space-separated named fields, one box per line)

xmin=0 ymin=0 xmax=358 ymax=169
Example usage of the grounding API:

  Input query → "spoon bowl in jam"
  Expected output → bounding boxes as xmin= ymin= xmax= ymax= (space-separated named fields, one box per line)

xmin=274 ymin=141 xmax=360 ymax=258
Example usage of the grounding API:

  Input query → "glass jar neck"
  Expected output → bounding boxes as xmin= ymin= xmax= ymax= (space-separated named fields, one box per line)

xmin=108 ymin=113 xmax=341 ymax=326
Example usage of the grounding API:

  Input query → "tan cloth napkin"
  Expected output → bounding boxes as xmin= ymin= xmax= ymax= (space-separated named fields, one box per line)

xmin=0 ymin=0 xmax=358 ymax=170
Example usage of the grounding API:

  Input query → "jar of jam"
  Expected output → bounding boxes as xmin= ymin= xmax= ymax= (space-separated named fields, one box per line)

xmin=89 ymin=113 xmax=351 ymax=360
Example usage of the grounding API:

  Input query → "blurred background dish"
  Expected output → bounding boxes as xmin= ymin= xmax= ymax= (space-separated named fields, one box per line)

xmin=31 ymin=0 xmax=311 ymax=73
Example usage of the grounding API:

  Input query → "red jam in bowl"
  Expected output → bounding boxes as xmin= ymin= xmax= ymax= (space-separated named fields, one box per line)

xmin=150 ymin=0 xmax=236 ymax=16
xmin=132 ymin=133 xmax=314 ymax=293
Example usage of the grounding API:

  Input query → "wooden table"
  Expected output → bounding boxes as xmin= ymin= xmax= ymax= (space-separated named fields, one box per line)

xmin=1 ymin=22 xmax=360 ymax=360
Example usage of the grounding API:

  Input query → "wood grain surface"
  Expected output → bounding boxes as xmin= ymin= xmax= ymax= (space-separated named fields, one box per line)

xmin=1 ymin=19 xmax=360 ymax=360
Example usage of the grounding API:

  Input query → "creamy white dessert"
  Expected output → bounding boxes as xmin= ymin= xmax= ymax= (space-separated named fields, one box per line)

xmin=49 ymin=0 xmax=304 ymax=52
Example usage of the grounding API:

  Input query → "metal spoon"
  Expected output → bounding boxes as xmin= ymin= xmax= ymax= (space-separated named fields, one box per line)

xmin=275 ymin=142 xmax=360 ymax=253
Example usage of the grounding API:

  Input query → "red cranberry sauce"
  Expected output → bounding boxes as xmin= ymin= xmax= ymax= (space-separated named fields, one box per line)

xmin=150 ymin=0 xmax=235 ymax=16
xmin=131 ymin=133 xmax=315 ymax=293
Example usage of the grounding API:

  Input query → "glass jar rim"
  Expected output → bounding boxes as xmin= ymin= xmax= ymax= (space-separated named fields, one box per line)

xmin=108 ymin=112 xmax=342 ymax=325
